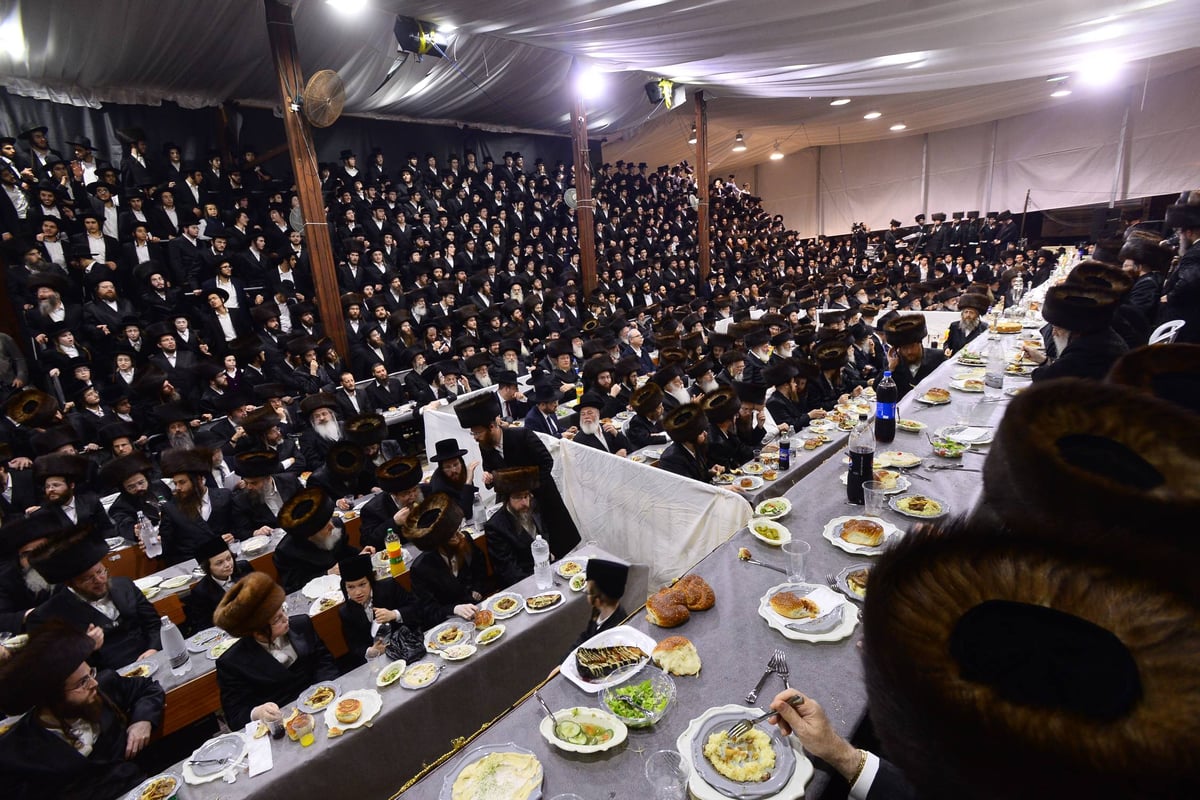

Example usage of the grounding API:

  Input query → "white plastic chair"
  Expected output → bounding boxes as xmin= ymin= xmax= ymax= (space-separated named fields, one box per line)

xmin=1149 ymin=320 xmax=1185 ymax=345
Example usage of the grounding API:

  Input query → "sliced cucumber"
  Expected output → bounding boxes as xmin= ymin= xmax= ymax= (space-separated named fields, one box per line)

xmin=555 ymin=721 xmax=582 ymax=740
xmin=570 ymin=733 xmax=588 ymax=745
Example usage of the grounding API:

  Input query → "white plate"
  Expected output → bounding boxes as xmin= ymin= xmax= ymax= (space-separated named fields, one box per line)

xmin=950 ymin=378 xmax=986 ymax=393
xmin=915 ymin=392 xmax=952 ymax=405
xmin=952 ymin=368 xmax=986 ymax=380
xmin=240 ymin=535 xmax=271 ymax=555
xmin=123 ymin=772 xmax=182 ymax=800
xmin=438 ymin=743 xmax=543 ymax=800
xmin=730 ymin=475 xmax=764 ymax=491
xmin=133 ymin=575 xmax=162 ymax=591
xmin=183 ymin=732 xmax=247 ymax=784
xmin=142 ymin=587 xmax=161 ymax=600
xmin=840 ymin=472 xmax=911 ymax=495
xmin=741 ymin=462 xmax=765 ymax=475
xmin=833 ymin=564 xmax=870 ymax=603
xmin=302 ymin=574 xmax=342 ymax=600
xmin=1004 ymin=386 xmax=1026 ymax=398
xmin=206 ymin=637 xmax=239 ymax=660
xmin=822 ymin=515 xmax=904 ymax=556
xmin=560 ymin=624 xmax=656 ymax=693
xmin=896 ymin=418 xmax=926 ymax=433
xmin=160 ymin=575 xmax=192 ymax=591
xmin=324 ymin=688 xmax=382 ymax=731
xmin=308 ymin=591 xmax=344 ymax=616
xmin=440 ymin=644 xmax=477 ymax=661
xmin=400 ymin=661 xmax=442 ymax=690
xmin=524 ymin=591 xmax=565 ymax=614
xmin=187 ymin=627 xmax=227 ymax=653
xmin=475 ymin=624 xmax=506 ymax=646
xmin=747 ymin=518 xmax=791 ymax=547
xmin=555 ymin=558 xmax=587 ymax=579
xmin=118 ymin=659 xmax=159 ymax=679
xmin=934 ymin=424 xmax=994 ymax=446
xmin=676 ymin=707 xmax=814 ymax=800
xmin=376 ymin=659 xmax=407 ymax=688
xmin=106 ymin=537 xmax=125 ymax=550
xmin=889 ymin=495 xmax=951 ymax=519
xmin=807 ymin=418 xmax=836 ymax=433
xmin=875 ymin=450 xmax=922 ymax=468
xmin=757 ymin=583 xmax=858 ymax=643
xmin=539 ymin=707 xmax=628 ymax=754
xmin=426 ymin=620 xmax=473 ymax=652
xmin=753 ymin=497 xmax=792 ymax=519
xmin=298 ymin=681 xmax=341 ymax=714
xmin=485 ymin=592 xmax=525 ymax=619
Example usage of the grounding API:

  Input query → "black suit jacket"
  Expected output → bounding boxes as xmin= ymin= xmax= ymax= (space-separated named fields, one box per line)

xmin=45 ymin=492 xmax=115 ymax=541
xmin=891 ymin=349 xmax=948 ymax=399
xmin=482 ymin=506 xmax=549 ymax=589
xmin=182 ymin=560 xmax=254 ymax=635
xmin=480 ymin=427 xmax=579 ymax=558
xmin=574 ymin=604 xmax=628 ymax=648
xmin=409 ymin=540 xmax=490 ymax=620
xmin=366 ymin=378 xmax=408 ymax=411
xmin=1032 ymin=328 xmax=1128 ymax=383
xmin=230 ymin=474 xmax=301 ymax=539
xmin=573 ymin=428 xmax=630 ymax=455
xmin=158 ymin=487 xmax=234 ymax=565
xmin=273 ymin=533 xmax=357 ymax=593
xmin=657 ymin=442 xmax=710 ymax=483
xmin=0 ymin=556 xmax=52 ymax=634
xmin=28 ymin=577 xmax=163 ymax=670
xmin=337 ymin=579 xmax=431 ymax=666
xmin=214 ymin=614 xmax=338 ymax=728
xmin=627 ymin=413 xmax=669 ymax=449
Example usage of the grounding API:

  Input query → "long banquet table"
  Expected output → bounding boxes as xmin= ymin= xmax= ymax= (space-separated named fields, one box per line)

xmin=399 ymin=331 xmax=1034 ymax=799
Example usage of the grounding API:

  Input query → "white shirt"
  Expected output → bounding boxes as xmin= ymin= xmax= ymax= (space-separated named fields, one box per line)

xmin=259 ymin=634 xmax=298 ymax=667
xmin=43 ymin=239 xmax=66 ymax=267
xmin=216 ymin=311 xmax=237 ymax=341
xmin=199 ymin=489 xmax=212 ymax=521
xmin=62 ymin=497 xmax=78 ymax=523
xmin=70 ymin=587 xmax=119 ymax=622
xmin=134 ymin=242 xmax=151 ymax=263
xmin=87 ymin=234 xmax=105 ymax=260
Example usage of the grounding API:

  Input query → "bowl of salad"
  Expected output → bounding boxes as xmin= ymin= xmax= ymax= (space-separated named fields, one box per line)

xmin=600 ymin=671 xmax=676 ymax=728
xmin=539 ymin=706 xmax=628 ymax=753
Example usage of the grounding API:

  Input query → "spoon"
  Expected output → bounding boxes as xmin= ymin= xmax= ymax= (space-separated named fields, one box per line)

xmin=534 ymin=691 xmax=558 ymax=728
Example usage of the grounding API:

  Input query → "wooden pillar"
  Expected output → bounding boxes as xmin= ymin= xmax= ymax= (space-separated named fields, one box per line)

xmin=571 ymin=90 xmax=598 ymax=296
xmin=694 ymin=90 xmax=711 ymax=280
xmin=263 ymin=0 xmax=347 ymax=358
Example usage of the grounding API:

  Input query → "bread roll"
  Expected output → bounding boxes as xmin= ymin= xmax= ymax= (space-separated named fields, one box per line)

xmin=473 ymin=609 xmax=494 ymax=630
xmin=840 ymin=518 xmax=884 ymax=547
xmin=769 ymin=591 xmax=820 ymax=619
xmin=646 ymin=587 xmax=690 ymax=627
xmin=652 ymin=635 xmax=701 ymax=676
xmin=334 ymin=698 xmax=362 ymax=724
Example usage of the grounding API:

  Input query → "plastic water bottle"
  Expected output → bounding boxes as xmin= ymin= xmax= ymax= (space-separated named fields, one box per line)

xmin=472 ymin=494 xmax=487 ymax=525
xmin=136 ymin=511 xmax=162 ymax=559
xmin=161 ymin=616 xmax=190 ymax=675
xmin=874 ymin=372 xmax=898 ymax=444
xmin=385 ymin=528 xmax=405 ymax=576
xmin=847 ymin=413 xmax=875 ymax=505
xmin=531 ymin=534 xmax=552 ymax=589
xmin=983 ymin=335 xmax=1005 ymax=401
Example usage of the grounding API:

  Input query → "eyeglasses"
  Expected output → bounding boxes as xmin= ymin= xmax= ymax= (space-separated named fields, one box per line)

xmin=68 ymin=666 xmax=98 ymax=693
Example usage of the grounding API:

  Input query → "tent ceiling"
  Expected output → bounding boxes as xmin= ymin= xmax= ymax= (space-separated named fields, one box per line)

xmin=3 ymin=0 xmax=1198 ymax=170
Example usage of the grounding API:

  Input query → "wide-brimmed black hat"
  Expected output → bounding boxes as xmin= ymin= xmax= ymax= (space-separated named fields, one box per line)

xmin=376 ymin=456 xmax=422 ymax=493
xmin=30 ymin=424 xmax=81 ymax=456
xmin=0 ymin=621 xmax=97 ymax=715
xmin=279 ymin=487 xmax=335 ymax=539
xmin=32 ymin=452 xmax=88 ymax=483
xmin=29 ymin=526 xmax=107 ymax=584
xmin=430 ymin=438 xmax=468 ymax=463
xmin=403 ymin=492 xmax=463 ymax=552
xmin=453 ymin=391 xmax=501 ymax=429
xmin=338 ymin=554 xmax=374 ymax=585
xmin=1164 ymin=190 xmax=1200 ymax=230
xmin=530 ymin=382 xmax=560 ymax=404
xmin=733 ymin=380 xmax=767 ymax=405
xmin=160 ymin=446 xmax=214 ymax=477
xmin=761 ymin=361 xmax=799 ymax=388
xmin=299 ymin=392 xmax=338 ymax=417
xmin=585 ymin=558 xmax=628 ymax=599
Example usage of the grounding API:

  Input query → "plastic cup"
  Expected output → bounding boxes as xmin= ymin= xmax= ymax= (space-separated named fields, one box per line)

xmin=645 ymin=750 xmax=689 ymax=800
xmin=955 ymin=398 xmax=979 ymax=427
xmin=863 ymin=481 xmax=887 ymax=517
xmin=782 ymin=540 xmax=811 ymax=583
xmin=294 ymin=713 xmax=315 ymax=747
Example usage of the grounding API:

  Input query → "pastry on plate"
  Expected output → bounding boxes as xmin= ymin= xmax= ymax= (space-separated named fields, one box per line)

xmin=840 ymin=518 xmax=885 ymax=547
xmin=652 ymin=636 xmax=701 ymax=676
xmin=769 ymin=591 xmax=820 ymax=619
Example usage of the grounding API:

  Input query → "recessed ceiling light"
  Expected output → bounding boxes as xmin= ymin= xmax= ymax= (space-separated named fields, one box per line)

xmin=1051 ymin=87 xmax=1073 ymax=98
xmin=830 ymin=98 xmax=851 ymax=106
xmin=863 ymin=111 xmax=882 ymax=120
xmin=1046 ymin=74 xmax=1070 ymax=82
xmin=325 ymin=0 xmax=368 ymax=14
xmin=890 ymin=123 xmax=907 ymax=131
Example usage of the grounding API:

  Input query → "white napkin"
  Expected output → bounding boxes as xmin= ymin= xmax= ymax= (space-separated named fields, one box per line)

xmin=952 ymin=426 xmax=989 ymax=442
xmin=244 ymin=721 xmax=273 ymax=777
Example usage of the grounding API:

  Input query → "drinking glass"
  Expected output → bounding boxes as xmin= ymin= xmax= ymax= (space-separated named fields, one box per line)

xmin=862 ymin=481 xmax=887 ymax=517
xmin=644 ymin=750 xmax=689 ymax=800
xmin=782 ymin=540 xmax=811 ymax=583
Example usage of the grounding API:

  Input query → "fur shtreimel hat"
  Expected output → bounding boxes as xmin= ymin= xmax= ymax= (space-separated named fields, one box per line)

xmin=1107 ymin=344 xmax=1200 ymax=417
xmin=404 ymin=492 xmax=464 ymax=552
xmin=663 ymin=402 xmax=708 ymax=444
xmin=453 ymin=391 xmax=501 ymax=430
xmin=881 ymin=313 xmax=928 ymax=347
xmin=1118 ymin=232 xmax=1175 ymax=273
xmin=701 ymin=386 xmax=740 ymax=423
xmin=492 ymin=466 xmax=539 ymax=497
xmin=214 ymin=572 xmax=286 ymax=638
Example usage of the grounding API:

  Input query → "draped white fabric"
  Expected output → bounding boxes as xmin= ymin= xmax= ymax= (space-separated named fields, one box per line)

xmin=2 ymin=0 xmax=1198 ymax=175
xmin=423 ymin=399 xmax=751 ymax=590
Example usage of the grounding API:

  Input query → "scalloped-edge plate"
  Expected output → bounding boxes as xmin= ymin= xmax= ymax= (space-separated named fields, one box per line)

xmin=676 ymin=706 xmax=814 ymax=800
xmin=438 ymin=743 xmax=543 ymax=800
xmin=757 ymin=585 xmax=858 ymax=643
xmin=821 ymin=515 xmax=904 ymax=556
xmin=538 ymin=707 xmax=628 ymax=754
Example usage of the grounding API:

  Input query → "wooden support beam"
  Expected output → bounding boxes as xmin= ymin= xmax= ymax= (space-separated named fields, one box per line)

xmin=694 ymin=90 xmax=711 ymax=281
xmin=263 ymin=0 xmax=347 ymax=358
xmin=571 ymin=90 xmax=598 ymax=297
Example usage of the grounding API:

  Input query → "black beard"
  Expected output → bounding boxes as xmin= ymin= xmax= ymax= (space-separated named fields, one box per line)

xmin=51 ymin=692 xmax=104 ymax=724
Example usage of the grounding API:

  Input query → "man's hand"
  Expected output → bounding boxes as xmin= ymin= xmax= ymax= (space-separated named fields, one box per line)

xmin=86 ymin=623 xmax=105 ymax=651
xmin=9 ymin=457 xmax=30 ymax=470
xmin=453 ymin=603 xmax=478 ymax=619
xmin=254 ymin=525 xmax=273 ymax=537
xmin=359 ymin=545 xmax=376 ymax=556
xmin=125 ymin=720 xmax=153 ymax=759
xmin=373 ymin=607 xmax=400 ymax=624
xmin=222 ymin=533 xmax=235 ymax=544
xmin=768 ymin=690 xmax=862 ymax=783
xmin=251 ymin=702 xmax=282 ymax=723
xmin=137 ymin=648 xmax=158 ymax=660
xmin=392 ymin=505 xmax=412 ymax=527
xmin=10 ymin=378 xmax=24 ymax=389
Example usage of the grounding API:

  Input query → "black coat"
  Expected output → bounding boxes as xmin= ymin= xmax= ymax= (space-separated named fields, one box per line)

xmin=337 ymin=579 xmax=431 ymax=667
xmin=658 ymin=442 xmax=710 ymax=483
xmin=366 ymin=377 xmax=408 ymax=412
xmin=272 ymin=532 xmax=358 ymax=594
xmin=482 ymin=506 xmax=547 ymax=589
xmin=0 ymin=556 xmax=52 ymax=634
xmin=410 ymin=540 xmax=490 ymax=620
xmin=44 ymin=492 xmax=115 ymax=542
xmin=28 ymin=577 xmax=163 ymax=670
xmin=890 ymin=349 xmax=948 ymax=399
xmin=480 ymin=427 xmax=580 ymax=558
xmin=428 ymin=470 xmax=478 ymax=520
xmin=0 ymin=670 xmax=165 ymax=800
xmin=229 ymin=473 xmax=301 ymax=539
xmin=214 ymin=614 xmax=337 ymax=729
xmin=1032 ymin=328 xmax=1129 ymax=383
xmin=574 ymin=604 xmax=628 ymax=648
xmin=106 ymin=490 xmax=167 ymax=542
xmin=626 ymin=413 xmax=669 ymax=450
xmin=944 ymin=320 xmax=988 ymax=353
xmin=182 ymin=559 xmax=254 ymax=635
xmin=360 ymin=489 xmax=424 ymax=551
xmin=572 ymin=427 xmax=631 ymax=455
xmin=158 ymin=487 xmax=234 ymax=565
xmin=707 ymin=424 xmax=756 ymax=471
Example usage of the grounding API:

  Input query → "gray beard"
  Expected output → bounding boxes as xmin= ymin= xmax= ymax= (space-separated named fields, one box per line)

xmin=313 ymin=528 xmax=343 ymax=552
xmin=503 ymin=356 xmax=520 ymax=370
xmin=24 ymin=566 xmax=51 ymax=594
xmin=580 ymin=419 xmax=602 ymax=437
xmin=1052 ymin=332 xmax=1071 ymax=356
xmin=514 ymin=508 xmax=537 ymax=538
xmin=39 ymin=297 xmax=59 ymax=316
xmin=168 ymin=430 xmax=194 ymax=450
xmin=476 ymin=374 xmax=492 ymax=387
xmin=961 ymin=318 xmax=980 ymax=334
xmin=314 ymin=420 xmax=341 ymax=442
xmin=668 ymin=386 xmax=691 ymax=406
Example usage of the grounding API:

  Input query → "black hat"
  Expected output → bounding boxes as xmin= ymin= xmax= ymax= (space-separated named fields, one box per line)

xmin=279 ymin=487 xmax=335 ymax=539
xmin=376 ymin=456 xmax=423 ymax=493
xmin=577 ymin=391 xmax=608 ymax=412
xmin=733 ymin=380 xmax=768 ymax=405
xmin=160 ymin=446 xmax=214 ymax=477
xmin=530 ymin=382 xmax=560 ymax=404
xmin=0 ymin=511 xmax=69 ymax=557
xmin=235 ymin=450 xmax=281 ymax=478
xmin=453 ymin=391 xmax=501 ymax=429
xmin=882 ymin=313 xmax=929 ymax=347
xmin=29 ymin=527 xmax=108 ymax=584
xmin=1042 ymin=284 xmax=1119 ymax=333
xmin=345 ymin=413 xmax=386 ymax=446
xmin=32 ymin=452 xmax=87 ymax=483
xmin=1164 ymin=190 xmax=1200 ymax=230
xmin=299 ymin=392 xmax=338 ymax=417
xmin=761 ymin=361 xmax=799 ymax=388
xmin=957 ymin=292 xmax=990 ymax=313
xmin=492 ymin=466 xmax=539 ymax=497
xmin=663 ymin=401 xmax=708 ymax=444
xmin=241 ymin=406 xmax=282 ymax=435
xmin=339 ymin=554 xmax=374 ymax=585
xmin=630 ymin=382 xmax=664 ymax=416
xmin=195 ymin=536 xmax=232 ymax=567
xmin=430 ymin=438 xmax=468 ymax=463
xmin=492 ymin=369 xmax=520 ymax=386
xmin=1107 ymin=344 xmax=1200 ymax=417
xmin=253 ymin=383 xmax=292 ymax=401
xmin=339 ymin=149 xmax=356 ymax=161
xmin=327 ymin=442 xmax=366 ymax=477
xmin=0 ymin=621 xmax=97 ymax=715
xmin=98 ymin=453 xmax=152 ymax=491
xmin=585 ymin=558 xmax=628 ymax=599
xmin=403 ymin=492 xmax=463 ymax=552
xmin=30 ymin=425 xmax=81 ymax=456
xmin=702 ymin=386 xmax=741 ymax=423
xmin=1118 ymin=232 xmax=1175 ymax=273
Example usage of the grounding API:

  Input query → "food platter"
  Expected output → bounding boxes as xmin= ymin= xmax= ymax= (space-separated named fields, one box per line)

xmin=560 ymin=625 xmax=656 ymax=693
xmin=889 ymin=495 xmax=950 ymax=519
xmin=896 ymin=418 xmax=926 ymax=433
xmin=757 ymin=583 xmax=858 ymax=643
xmin=539 ymin=707 xmax=628 ymax=754
xmin=187 ymin=627 xmax=227 ymax=653
xmin=124 ymin=771 xmax=182 ymax=800
xmin=915 ymin=389 xmax=952 ymax=405
xmin=753 ymin=497 xmax=791 ymax=519
xmin=438 ymin=743 xmax=543 ymax=800
xmin=875 ymin=450 xmax=922 ymax=468
xmin=240 ymin=535 xmax=271 ymax=555
xmin=308 ymin=591 xmax=344 ymax=616
xmin=399 ymin=661 xmax=441 ymax=690
xmin=206 ymin=637 xmax=238 ymax=660
xmin=741 ymin=462 xmax=764 ymax=475
xmin=426 ymin=620 xmax=474 ymax=652
xmin=440 ymin=643 xmax=478 ymax=661
xmin=119 ymin=660 xmax=159 ymax=679
xmin=301 ymin=574 xmax=341 ymax=600
xmin=676 ymin=706 xmax=813 ymax=800
xmin=821 ymin=515 xmax=904 ymax=556
xmin=747 ymin=517 xmax=791 ymax=547
xmin=133 ymin=575 xmax=162 ymax=591
xmin=486 ymin=592 xmax=524 ymax=619
xmin=183 ymin=733 xmax=246 ymax=784
xmin=323 ymin=688 xmax=382 ymax=732
xmin=949 ymin=378 xmax=986 ymax=393
xmin=555 ymin=558 xmax=587 ymax=578
xmin=569 ymin=573 xmax=587 ymax=592
xmin=525 ymin=591 xmax=564 ymax=614
xmin=839 ymin=471 xmax=910 ymax=495
xmin=159 ymin=574 xmax=192 ymax=591
xmin=935 ymin=424 xmax=994 ymax=446
xmin=690 ymin=710 xmax=798 ymax=799
xmin=732 ymin=475 xmax=764 ymax=491
xmin=952 ymin=368 xmax=986 ymax=381
xmin=475 ymin=624 xmax=506 ymax=646
xmin=376 ymin=659 xmax=407 ymax=688
xmin=298 ymin=681 xmax=341 ymax=713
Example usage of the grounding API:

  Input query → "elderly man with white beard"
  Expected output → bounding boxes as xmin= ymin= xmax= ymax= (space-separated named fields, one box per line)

xmin=653 ymin=365 xmax=692 ymax=412
xmin=572 ymin=393 xmax=630 ymax=456
xmin=0 ymin=513 xmax=62 ymax=634
xmin=272 ymin=487 xmax=375 ymax=592
xmin=943 ymin=292 xmax=991 ymax=354
xmin=297 ymin=392 xmax=341 ymax=467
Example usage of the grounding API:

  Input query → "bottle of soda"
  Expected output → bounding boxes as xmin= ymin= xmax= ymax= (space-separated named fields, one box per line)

xmin=778 ymin=438 xmax=791 ymax=471
xmin=847 ymin=413 xmax=875 ymax=505
xmin=385 ymin=528 xmax=405 ymax=576
xmin=874 ymin=372 xmax=898 ymax=444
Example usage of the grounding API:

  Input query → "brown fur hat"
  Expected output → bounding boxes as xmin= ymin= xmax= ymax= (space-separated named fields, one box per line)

xmin=404 ymin=492 xmax=464 ymax=552
xmin=663 ymin=401 xmax=708 ymax=444
xmin=1119 ymin=232 xmax=1175 ymax=273
xmin=701 ymin=386 xmax=740 ymax=423
xmin=28 ymin=526 xmax=107 ymax=584
xmin=863 ymin=519 xmax=1200 ymax=800
xmin=1068 ymin=260 xmax=1133 ymax=294
xmin=4 ymin=388 xmax=59 ymax=427
xmin=213 ymin=571 xmax=286 ymax=638
xmin=977 ymin=379 xmax=1200 ymax=568
xmin=345 ymin=412 xmax=387 ymax=446
xmin=1107 ymin=344 xmax=1200 ymax=416
xmin=453 ymin=391 xmax=501 ymax=429
xmin=160 ymin=446 xmax=214 ymax=477
xmin=492 ymin=466 xmax=539 ymax=497
xmin=881 ymin=313 xmax=928 ymax=347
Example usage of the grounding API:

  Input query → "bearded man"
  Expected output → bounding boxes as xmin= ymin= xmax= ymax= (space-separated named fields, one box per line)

xmin=0 ymin=513 xmax=61 ymax=633
xmin=272 ymin=488 xmax=375 ymax=592
xmin=297 ymin=393 xmax=341 ymax=466
xmin=157 ymin=447 xmax=235 ymax=564
xmin=572 ymin=393 xmax=630 ymax=456
xmin=943 ymin=293 xmax=990 ymax=354
xmin=482 ymin=467 xmax=547 ymax=588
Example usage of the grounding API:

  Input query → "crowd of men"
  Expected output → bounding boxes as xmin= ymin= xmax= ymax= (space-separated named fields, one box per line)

xmin=1 ymin=116 xmax=1199 ymax=798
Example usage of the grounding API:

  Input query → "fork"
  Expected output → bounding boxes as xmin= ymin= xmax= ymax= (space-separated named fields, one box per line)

xmin=775 ymin=651 xmax=791 ymax=690
xmin=728 ymin=694 xmax=805 ymax=740
xmin=745 ymin=651 xmax=779 ymax=704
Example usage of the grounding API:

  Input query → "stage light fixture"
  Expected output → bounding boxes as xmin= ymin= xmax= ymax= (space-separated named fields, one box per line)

xmin=645 ymin=78 xmax=688 ymax=109
xmin=1050 ymin=81 xmax=1073 ymax=98
xmin=575 ymin=65 xmax=606 ymax=99
xmin=769 ymin=144 xmax=784 ymax=161
xmin=393 ymin=16 xmax=446 ymax=60
xmin=732 ymin=131 xmax=747 ymax=152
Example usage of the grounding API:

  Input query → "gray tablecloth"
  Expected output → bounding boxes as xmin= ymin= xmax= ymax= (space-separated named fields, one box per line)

xmin=164 ymin=546 xmax=646 ymax=799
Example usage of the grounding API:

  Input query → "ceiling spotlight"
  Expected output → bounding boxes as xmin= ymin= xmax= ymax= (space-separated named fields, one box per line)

xmin=1051 ymin=82 xmax=1073 ymax=98
xmin=863 ymin=111 xmax=882 ymax=120
xmin=326 ymin=0 xmax=369 ymax=14
xmin=890 ymin=123 xmax=907 ymax=131
xmin=1077 ymin=53 xmax=1122 ymax=86
xmin=830 ymin=98 xmax=851 ymax=106
xmin=687 ymin=123 xmax=697 ymax=145
xmin=732 ymin=131 xmax=747 ymax=152
xmin=1046 ymin=74 xmax=1070 ymax=82
xmin=574 ymin=65 xmax=606 ymax=100
xmin=769 ymin=143 xmax=784 ymax=161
